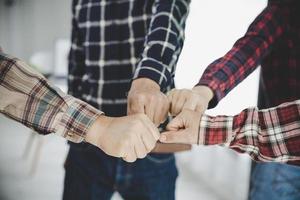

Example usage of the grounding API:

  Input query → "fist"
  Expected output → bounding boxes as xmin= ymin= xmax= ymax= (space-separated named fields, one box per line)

xmin=127 ymin=78 xmax=169 ymax=126
xmin=168 ymin=86 xmax=213 ymax=116
xmin=86 ymin=114 xmax=160 ymax=162
xmin=159 ymin=109 xmax=201 ymax=144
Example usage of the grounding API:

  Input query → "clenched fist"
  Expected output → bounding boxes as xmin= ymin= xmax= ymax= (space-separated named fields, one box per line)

xmin=127 ymin=78 xmax=169 ymax=126
xmin=86 ymin=114 xmax=160 ymax=162
xmin=159 ymin=109 xmax=201 ymax=144
xmin=168 ymin=85 xmax=213 ymax=116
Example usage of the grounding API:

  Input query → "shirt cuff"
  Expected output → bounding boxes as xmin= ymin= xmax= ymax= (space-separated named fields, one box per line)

xmin=196 ymin=78 xmax=225 ymax=109
xmin=55 ymin=96 xmax=103 ymax=143
xmin=199 ymin=114 xmax=234 ymax=146
xmin=133 ymin=59 xmax=172 ymax=92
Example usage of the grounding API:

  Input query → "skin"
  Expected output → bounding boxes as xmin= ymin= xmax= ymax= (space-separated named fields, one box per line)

xmin=159 ymin=109 xmax=202 ymax=144
xmin=85 ymin=85 xmax=214 ymax=162
xmin=168 ymin=85 xmax=214 ymax=116
xmin=85 ymin=113 xmax=160 ymax=162
xmin=160 ymin=85 xmax=214 ymax=144
xmin=127 ymin=78 xmax=170 ymax=127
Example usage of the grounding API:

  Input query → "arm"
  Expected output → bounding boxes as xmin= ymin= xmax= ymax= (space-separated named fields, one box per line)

xmin=0 ymin=52 xmax=102 ymax=143
xmin=160 ymin=100 xmax=300 ymax=166
xmin=128 ymin=0 xmax=190 ymax=125
xmin=0 ymin=53 xmax=160 ymax=162
xmin=133 ymin=0 xmax=190 ymax=92
xmin=201 ymin=100 xmax=300 ymax=165
xmin=198 ymin=1 xmax=292 ymax=108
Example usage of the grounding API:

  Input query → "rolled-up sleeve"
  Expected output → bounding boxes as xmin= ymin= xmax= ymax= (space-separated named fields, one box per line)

xmin=0 ymin=53 xmax=103 ymax=143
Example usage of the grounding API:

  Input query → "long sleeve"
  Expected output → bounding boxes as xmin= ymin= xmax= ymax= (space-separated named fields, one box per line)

xmin=199 ymin=100 xmax=300 ymax=166
xmin=0 ymin=53 xmax=103 ymax=143
xmin=133 ymin=0 xmax=190 ymax=92
xmin=198 ymin=0 xmax=292 ymax=108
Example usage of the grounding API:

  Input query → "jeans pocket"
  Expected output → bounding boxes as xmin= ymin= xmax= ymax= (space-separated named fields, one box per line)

xmin=146 ymin=153 xmax=175 ymax=164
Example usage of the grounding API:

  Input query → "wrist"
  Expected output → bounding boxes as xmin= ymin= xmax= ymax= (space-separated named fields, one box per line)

xmin=192 ymin=85 xmax=214 ymax=103
xmin=85 ymin=115 xmax=113 ymax=146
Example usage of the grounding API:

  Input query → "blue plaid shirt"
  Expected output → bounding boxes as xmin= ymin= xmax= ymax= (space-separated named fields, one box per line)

xmin=68 ymin=0 xmax=190 ymax=117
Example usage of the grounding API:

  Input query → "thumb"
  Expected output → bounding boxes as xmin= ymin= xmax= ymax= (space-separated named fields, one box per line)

xmin=159 ymin=130 xmax=190 ymax=144
xmin=166 ymin=114 xmax=184 ymax=131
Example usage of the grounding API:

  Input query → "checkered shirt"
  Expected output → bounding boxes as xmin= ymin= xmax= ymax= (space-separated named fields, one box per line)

xmin=200 ymin=100 xmax=300 ymax=166
xmin=0 ymin=52 xmax=103 ymax=143
xmin=68 ymin=0 xmax=190 ymax=117
xmin=198 ymin=0 xmax=300 ymax=109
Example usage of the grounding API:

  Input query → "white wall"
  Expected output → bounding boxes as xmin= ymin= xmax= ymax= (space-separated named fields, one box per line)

xmin=0 ymin=0 xmax=72 ymax=61
xmin=0 ymin=0 xmax=268 ymax=199
xmin=175 ymin=0 xmax=267 ymax=199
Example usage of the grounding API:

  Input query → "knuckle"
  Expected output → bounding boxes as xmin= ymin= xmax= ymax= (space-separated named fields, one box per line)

xmin=132 ymin=113 xmax=145 ymax=122
xmin=140 ymin=153 xmax=147 ymax=159
xmin=123 ymin=137 xmax=133 ymax=146
xmin=136 ymin=113 xmax=147 ymax=121
xmin=137 ymin=93 xmax=147 ymax=101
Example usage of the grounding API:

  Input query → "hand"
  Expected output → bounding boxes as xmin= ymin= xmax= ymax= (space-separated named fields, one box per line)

xmin=168 ymin=85 xmax=213 ymax=116
xmin=159 ymin=109 xmax=201 ymax=144
xmin=86 ymin=114 xmax=160 ymax=162
xmin=127 ymin=78 xmax=169 ymax=126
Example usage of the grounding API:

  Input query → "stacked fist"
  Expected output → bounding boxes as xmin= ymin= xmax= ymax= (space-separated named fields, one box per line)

xmin=86 ymin=78 xmax=213 ymax=162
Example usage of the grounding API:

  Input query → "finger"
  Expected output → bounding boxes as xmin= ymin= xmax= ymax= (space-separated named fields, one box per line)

xmin=141 ymin=116 xmax=160 ymax=140
xmin=145 ymin=99 xmax=155 ymax=123
xmin=166 ymin=89 xmax=176 ymax=98
xmin=159 ymin=130 xmax=191 ymax=144
xmin=134 ymin=134 xmax=148 ymax=159
xmin=195 ymin=103 xmax=207 ymax=113
xmin=153 ymin=97 xmax=169 ymax=125
xmin=140 ymin=130 xmax=157 ymax=152
xmin=169 ymin=90 xmax=180 ymax=115
xmin=172 ymin=92 xmax=187 ymax=116
xmin=123 ymin=147 xmax=137 ymax=163
xmin=128 ymin=98 xmax=145 ymax=115
xmin=166 ymin=114 xmax=184 ymax=131
xmin=183 ymin=98 xmax=198 ymax=111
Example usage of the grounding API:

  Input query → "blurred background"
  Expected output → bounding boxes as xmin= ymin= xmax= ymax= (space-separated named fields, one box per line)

xmin=0 ymin=0 xmax=267 ymax=199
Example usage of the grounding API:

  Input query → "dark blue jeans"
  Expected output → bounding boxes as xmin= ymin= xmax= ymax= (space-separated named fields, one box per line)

xmin=63 ymin=143 xmax=178 ymax=200
xmin=249 ymin=163 xmax=300 ymax=200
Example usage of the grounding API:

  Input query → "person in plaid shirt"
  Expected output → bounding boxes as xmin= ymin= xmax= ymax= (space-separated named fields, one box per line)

xmin=0 ymin=51 xmax=162 ymax=164
xmin=160 ymin=96 xmax=300 ymax=165
xmin=65 ymin=0 xmax=190 ymax=199
xmin=160 ymin=0 xmax=300 ymax=199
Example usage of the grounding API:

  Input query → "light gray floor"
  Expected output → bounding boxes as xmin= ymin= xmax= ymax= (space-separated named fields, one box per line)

xmin=0 ymin=114 xmax=250 ymax=200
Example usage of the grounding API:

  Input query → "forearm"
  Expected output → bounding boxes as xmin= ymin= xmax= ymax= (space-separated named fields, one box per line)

xmin=198 ymin=1 xmax=291 ymax=108
xmin=201 ymin=99 xmax=300 ymax=165
xmin=133 ymin=0 xmax=190 ymax=91
xmin=0 ymin=53 xmax=103 ymax=143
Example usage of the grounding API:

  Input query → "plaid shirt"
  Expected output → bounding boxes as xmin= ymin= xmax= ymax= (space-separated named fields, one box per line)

xmin=198 ymin=0 xmax=300 ymax=109
xmin=68 ymin=0 xmax=190 ymax=117
xmin=200 ymin=99 xmax=300 ymax=166
xmin=0 ymin=52 xmax=103 ymax=143
xmin=197 ymin=0 xmax=300 ymax=165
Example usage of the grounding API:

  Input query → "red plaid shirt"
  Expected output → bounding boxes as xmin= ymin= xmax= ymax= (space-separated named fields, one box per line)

xmin=200 ymin=100 xmax=300 ymax=166
xmin=198 ymin=0 xmax=300 ymax=109
xmin=198 ymin=0 xmax=300 ymax=165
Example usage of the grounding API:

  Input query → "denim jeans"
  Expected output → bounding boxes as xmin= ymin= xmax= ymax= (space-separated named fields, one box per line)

xmin=63 ymin=143 xmax=178 ymax=200
xmin=249 ymin=163 xmax=300 ymax=200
